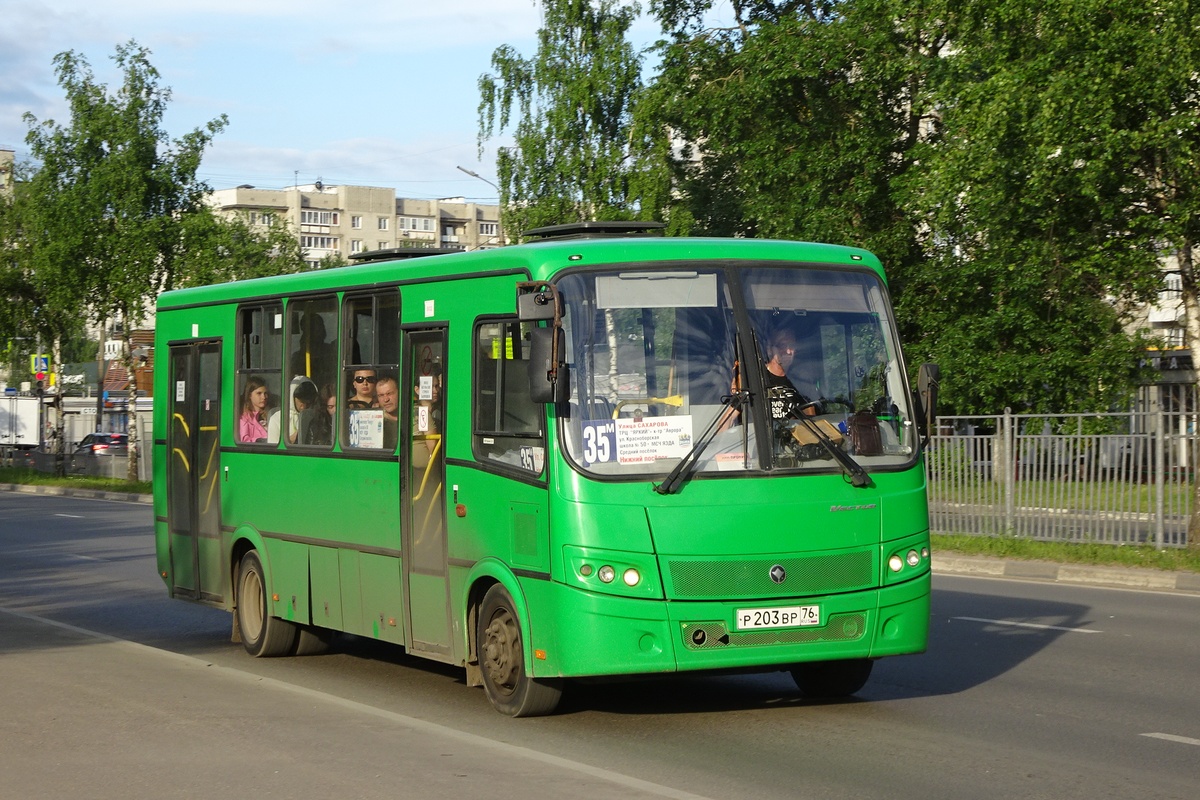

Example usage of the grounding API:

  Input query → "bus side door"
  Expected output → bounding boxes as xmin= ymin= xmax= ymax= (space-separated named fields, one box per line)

xmin=403 ymin=328 xmax=451 ymax=658
xmin=166 ymin=341 xmax=224 ymax=603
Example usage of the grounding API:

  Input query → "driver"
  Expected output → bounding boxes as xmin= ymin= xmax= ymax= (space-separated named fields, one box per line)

xmin=761 ymin=330 xmax=817 ymax=420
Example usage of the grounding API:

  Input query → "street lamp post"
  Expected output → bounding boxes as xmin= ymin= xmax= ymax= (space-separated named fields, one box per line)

xmin=456 ymin=166 xmax=505 ymax=247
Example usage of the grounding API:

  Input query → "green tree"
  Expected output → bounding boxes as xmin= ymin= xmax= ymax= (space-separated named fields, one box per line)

xmin=643 ymin=1 xmax=945 ymax=261
xmin=177 ymin=209 xmax=309 ymax=288
xmin=478 ymin=0 xmax=666 ymax=237
xmin=21 ymin=40 xmax=228 ymax=478
xmin=898 ymin=0 xmax=1179 ymax=419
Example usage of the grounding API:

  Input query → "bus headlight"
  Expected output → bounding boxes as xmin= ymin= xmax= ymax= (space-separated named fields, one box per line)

xmin=623 ymin=568 xmax=640 ymax=587
xmin=906 ymin=550 xmax=921 ymax=568
xmin=597 ymin=565 xmax=616 ymax=584
xmin=564 ymin=545 xmax=663 ymax=599
xmin=888 ymin=554 xmax=904 ymax=572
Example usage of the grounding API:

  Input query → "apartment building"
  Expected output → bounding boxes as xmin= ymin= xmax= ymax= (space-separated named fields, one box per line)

xmin=208 ymin=183 xmax=503 ymax=267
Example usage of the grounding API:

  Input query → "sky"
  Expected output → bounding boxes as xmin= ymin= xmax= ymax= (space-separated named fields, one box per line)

xmin=0 ymin=0 xmax=663 ymax=203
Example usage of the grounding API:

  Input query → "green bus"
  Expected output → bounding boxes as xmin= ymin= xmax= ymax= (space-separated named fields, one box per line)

xmin=154 ymin=222 xmax=938 ymax=716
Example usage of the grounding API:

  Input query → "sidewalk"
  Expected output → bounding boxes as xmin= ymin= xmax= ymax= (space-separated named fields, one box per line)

xmin=933 ymin=552 xmax=1200 ymax=594
xmin=0 ymin=482 xmax=151 ymax=504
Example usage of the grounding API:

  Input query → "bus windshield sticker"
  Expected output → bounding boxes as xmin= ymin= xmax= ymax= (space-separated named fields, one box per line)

xmin=615 ymin=416 xmax=693 ymax=465
xmin=348 ymin=408 xmax=385 ymax=448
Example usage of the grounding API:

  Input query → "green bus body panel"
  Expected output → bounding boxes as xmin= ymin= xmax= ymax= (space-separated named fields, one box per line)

xmin=153 ymin=235 xmax=929 ymax=689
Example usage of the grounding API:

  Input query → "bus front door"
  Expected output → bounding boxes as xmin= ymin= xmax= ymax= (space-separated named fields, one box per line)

xmin=166 ymin=341 xmax=224 ymax=603
xmin=403 ymin=329 xmax=451 ymax=658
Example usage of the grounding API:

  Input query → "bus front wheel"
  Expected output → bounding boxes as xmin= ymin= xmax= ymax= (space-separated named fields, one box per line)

xmin=236 ymin=550 xmax=298 ymax=658
xmin=790 ymin=658 xmax=873 ymax=698
xmin=477 ymin=584 xmax=562 ymax=717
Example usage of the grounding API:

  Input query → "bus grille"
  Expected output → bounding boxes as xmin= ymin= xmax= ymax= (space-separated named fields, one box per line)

xmin=680 ymin=613 xmax=867 ymax=650
xmin=665 ymin=551 xmax=874 ymax=600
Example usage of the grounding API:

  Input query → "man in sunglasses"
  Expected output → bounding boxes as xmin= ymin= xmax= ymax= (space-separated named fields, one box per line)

xmin=348 ymin=368 xmax=378 ymax=409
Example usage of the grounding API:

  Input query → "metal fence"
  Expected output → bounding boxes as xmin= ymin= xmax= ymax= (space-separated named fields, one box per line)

xmin=927 ymin=410 xmax=1197 ymax=547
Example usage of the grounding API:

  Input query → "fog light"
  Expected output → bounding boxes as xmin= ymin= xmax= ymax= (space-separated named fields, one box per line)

xmin=888 ymin=554 xmax=904 ymax=572
xmin=598 ymin=565 xmax=616 ymax=583
xmin=906 ymin=549 xmax=921 ymax=567
xmin=579 ymin=564 xmax=593 ymax=577
xmin=623 ymin=568 xmax=640 ymax=587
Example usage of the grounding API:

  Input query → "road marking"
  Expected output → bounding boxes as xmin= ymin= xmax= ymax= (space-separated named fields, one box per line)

xmin=1140 ymin=732 xmax=1200 ymax=747
xmin=0 ymin=604 xmax=716 ymax=800
xmin=951 ymin=616 xmax=1103 ymax=634
xmin=54 ymin=514 xmax=85 ymax=519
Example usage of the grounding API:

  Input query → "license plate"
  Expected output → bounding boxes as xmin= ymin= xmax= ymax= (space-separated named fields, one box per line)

xmin=735 ymin=604 xmax=820 ymax=630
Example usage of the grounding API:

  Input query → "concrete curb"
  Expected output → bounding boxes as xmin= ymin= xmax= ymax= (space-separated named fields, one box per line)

xmin=933 ymin=553 xmax=1200 ymax=595
xmin=0 ymin=483 xmax=152 ymax=505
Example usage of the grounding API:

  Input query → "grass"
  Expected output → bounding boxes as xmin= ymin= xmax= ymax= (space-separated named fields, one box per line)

xmin=933 ymin=533 xmax=1200 ymax=574
xmin=0 ymin=466 xmax=151 ymax=496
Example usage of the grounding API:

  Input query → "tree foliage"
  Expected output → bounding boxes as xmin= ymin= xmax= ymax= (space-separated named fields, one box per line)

xmin=11 ymin=41 xmax=309 ymax=476
xmin=478 ymin=0 xmax=667 ymax=237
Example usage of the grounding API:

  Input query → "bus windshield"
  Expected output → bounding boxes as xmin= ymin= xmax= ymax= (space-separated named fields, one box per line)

xmin=557 ymin=264 xmax=917 ymax=478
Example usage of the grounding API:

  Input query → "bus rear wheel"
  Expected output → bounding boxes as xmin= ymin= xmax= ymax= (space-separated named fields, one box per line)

xmin=477 ymin=584 xmax=562 ymax=717
xmin=790 ymin=658 xmax=873 ymax=699
xmin=236 ymin=550 xmax=298 ymax=657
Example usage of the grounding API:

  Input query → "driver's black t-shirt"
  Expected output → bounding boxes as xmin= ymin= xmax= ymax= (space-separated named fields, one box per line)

xmin=764 ymin=370 xmax=808 ymax=420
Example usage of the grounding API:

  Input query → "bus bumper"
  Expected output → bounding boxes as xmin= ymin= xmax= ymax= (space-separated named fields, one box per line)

xmin=531 ymin=573 xmax=929 ymax=678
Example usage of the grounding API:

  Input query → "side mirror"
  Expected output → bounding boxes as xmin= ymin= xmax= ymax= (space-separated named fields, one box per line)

xmin=529 ymin=326 xmax=570 ymax=404
xmin=517 ymin=283 xmax=558 ymax=322
xmin=916 ymin=363 xmax=940 ymax=440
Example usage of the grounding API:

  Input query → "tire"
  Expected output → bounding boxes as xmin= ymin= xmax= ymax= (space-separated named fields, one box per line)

xmin=477 ymin=584 xmax=562 ymax=717
xmin=236 ymin=550 xmax=298 ymax=657
xmin=790 ymin=658 xmax=874 ymax=699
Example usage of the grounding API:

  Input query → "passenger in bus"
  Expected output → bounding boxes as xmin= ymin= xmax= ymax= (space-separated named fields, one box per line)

xmin=307 ymin=383 xmax=337 ymax=445
xmin=238 ymin=376 xmax=272 ymax=443
xmin=288 ymin=379 xmax=319 ymax=444
xmin=347 ymin=368 xmax=378 ymax=408
xmin=376 ymin=374 xmax=400 ymax=450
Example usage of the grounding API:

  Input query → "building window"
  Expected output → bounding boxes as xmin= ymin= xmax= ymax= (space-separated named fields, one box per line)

xmin=351 ymin=215 xmax=362 ymax=229
xmin=400 ymin=217 xmax=434 ymax=232
xmin=301 ymin=235 xmax=339 ymax=250
xmin=377 ymin=217 xmax=389 ymax=231
xmin=480 ymin=222 xmax=498 ymax=237
xmin=301 ymin=210 xmax=339 ymax=225
xmin=378 ymin=241 xmax=389 ymax=250
xmin=350 ymin=240 xmax=363 ymax=254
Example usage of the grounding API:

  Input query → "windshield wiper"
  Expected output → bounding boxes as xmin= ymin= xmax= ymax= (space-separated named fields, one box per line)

xmin=654 ymin=389 xmax=749 ymax=495
xmin=790 ymin=413 xmax=872 ymax=488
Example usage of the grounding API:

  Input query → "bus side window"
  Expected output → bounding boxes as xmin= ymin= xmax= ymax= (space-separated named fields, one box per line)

xmin=234 ymin=303 xmax=283 ymax=446
xmin=473 ymin=318 xmax=544 ymax=473
xmin=285 ymin=296 xmax=337 ymax=448
xmin=343 ymin=291 xmax=400 ymax=450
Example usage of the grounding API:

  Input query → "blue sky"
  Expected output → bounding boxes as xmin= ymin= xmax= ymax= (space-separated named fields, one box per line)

xmin=0 ymin=1 xmax=663 ymax=202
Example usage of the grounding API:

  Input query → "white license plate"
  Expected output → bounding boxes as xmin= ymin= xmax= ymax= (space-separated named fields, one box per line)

xmin=735 ymin=604 xmax=820 ymax=631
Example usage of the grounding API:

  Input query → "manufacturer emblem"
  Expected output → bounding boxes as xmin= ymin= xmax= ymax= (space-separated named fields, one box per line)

xmin=769 ymin=564 xmax=786 ymax=584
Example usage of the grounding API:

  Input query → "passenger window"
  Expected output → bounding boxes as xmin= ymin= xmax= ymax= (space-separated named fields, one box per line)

xmin=285 ymin=296 xmax=338 ymax=448
xmin=235 ymin=303 xmax=283 ymax=446
xmin=342 ymin=292 xmax=401 ymax=450
xmin=473 ymin=319 xmax=544 ymax=474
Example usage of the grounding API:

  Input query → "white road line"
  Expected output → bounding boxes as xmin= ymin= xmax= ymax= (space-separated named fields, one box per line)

xmin=951 ymin=616 xmax=1103 ymax=634
xmin=0 ymin=604 xmax=716 ymax=800
xmin=1140 ymin=732 xmax=1200 ymax=747
xmin=54 ymin=513 xmax=85 ymax=518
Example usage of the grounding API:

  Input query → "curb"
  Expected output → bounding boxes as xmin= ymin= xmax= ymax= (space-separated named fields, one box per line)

xmin=933 ymin=554 xmax=1200 ymax=595
xmin=0 ymin=483 xmax=152 ymax=505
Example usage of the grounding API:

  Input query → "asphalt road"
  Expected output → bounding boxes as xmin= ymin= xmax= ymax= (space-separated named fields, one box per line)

xmin=2 ymin=493 xmax=1198 ymax=799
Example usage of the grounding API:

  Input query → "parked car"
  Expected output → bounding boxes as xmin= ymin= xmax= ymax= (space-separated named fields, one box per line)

xmin=69 ymin=432 xmax=128 ymax=477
